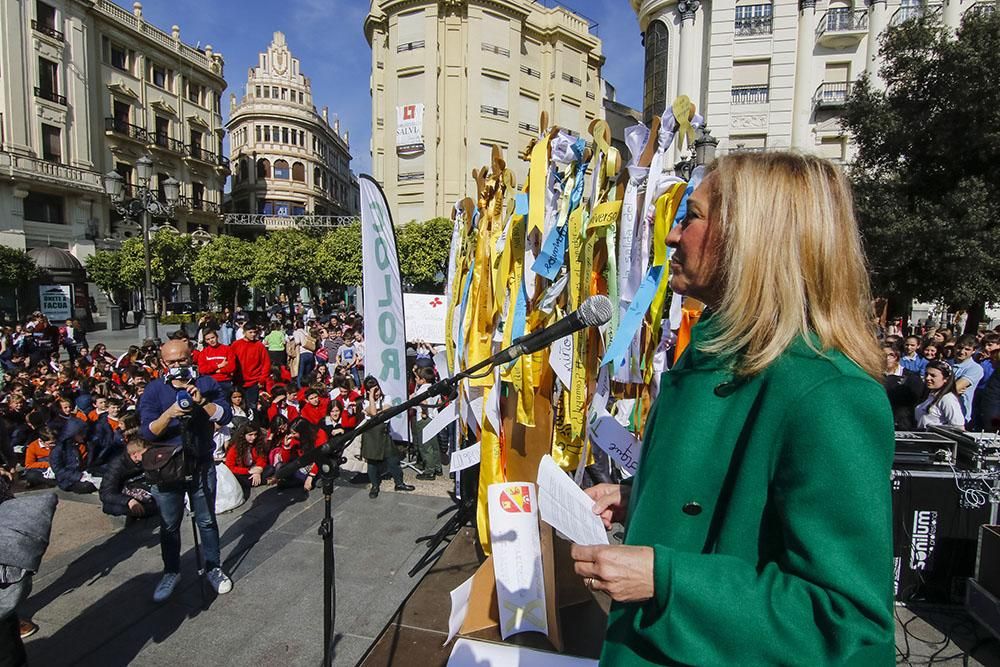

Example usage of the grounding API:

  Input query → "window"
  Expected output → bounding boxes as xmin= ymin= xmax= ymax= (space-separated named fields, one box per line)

xmin=156 ymin=173 xmax=170 ymax=203
xmin=280 ymin=88 xmax=287 ymax=100
xmin=115 ymin=162 xmax=132 ymax=188
xmin=397 ymin=9 xmax=424 ymax=49
xmin=273 ymin=159 xmax=290 ymax=179
xmin=41 ymin=124 xmax=60 ymax=162
xmin=190 ymin=130 xmax=202 ymax=159
xmin=519 ymin=94 xmax=540 ymax=133
xmin=23 ymin=192 xmax=64 ymax=223
xmin=188 ymin=80 xmax=202 ymax=105
xmin=191 ymin=182 xmax=204 ymax=207
xmin=110 ymin=43 xmax=128 ymax=71
xmin=255 ymin=125 xmax=261 ymax=142
xmin=731 ymin=59 xmax=771 ymax=104
xmin=819 ymin=136 xmax=845 ymax=162
xmin=257 ymin=158 xmax=270 ymax=178
xmin=481 ymin=74 xmax=509 ymax=118
xmin=113 ymin=100 xmax=130 ymax=127
xmin=558 ymin=99 xmax=579 ymax=129
xmin=292 ymin=206 xmax=306 ymax=216
xmin=282 ymin=127 xmax=289 ymax=144
xmin=151 ymin=63 xmax=167 ymax=89
xmin=271 ymin=86 xmax=278 ymax=98
xmin=154 ymin=116 xmax=169 ymax=147
xmin=643 ymin=20 xmax=668 ymax=124
xmin=38 ymin=57 xmax=58 ymax=94
xmin=313 ymin=166 xmax=321 ymax=185
xmin=263 ymin=126 xmax=271 ymax=142
xmin=734 ymin=2 xmax=773 ymax=36
xmin=730 ymin=134 xmax=767 ymax=153
xmin=36 ymin=1 xmax=56 ymax=29
xmin=298 ymin=91 xmax=304 ymax=104
xmin=272 ymin=125 xmax=279 ymax=142
xmin=263 ymin=86 xmax=270 ymax=98
xmin=292 ymin=162 xmax=305 ymax=181
xmin=255 ymin=85 xmax=261 ymax=97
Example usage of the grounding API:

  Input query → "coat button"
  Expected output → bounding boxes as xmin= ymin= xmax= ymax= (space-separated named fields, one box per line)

xmin=682 ymin=502 xmax=702 ymax=516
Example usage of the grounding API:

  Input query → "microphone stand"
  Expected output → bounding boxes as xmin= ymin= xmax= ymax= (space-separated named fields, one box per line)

xmin=178 ymin=413 xmax=207 ymax=609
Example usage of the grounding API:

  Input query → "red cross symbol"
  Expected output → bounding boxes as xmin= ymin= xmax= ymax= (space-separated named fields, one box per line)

xmin=429 ymin=297 xmax=443 ymax=308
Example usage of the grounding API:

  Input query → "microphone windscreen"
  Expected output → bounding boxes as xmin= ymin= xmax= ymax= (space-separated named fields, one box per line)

xmin=579 ymin=295 xmax=613 ymax=327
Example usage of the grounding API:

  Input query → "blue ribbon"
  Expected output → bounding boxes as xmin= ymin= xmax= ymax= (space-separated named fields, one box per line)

xmin=456 ymin=258 xmax=475 ymax=366
xmin=601 ymin=265 xmax=663 ymax=367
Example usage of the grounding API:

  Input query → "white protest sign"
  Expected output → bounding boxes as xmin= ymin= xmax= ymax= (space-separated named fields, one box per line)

xmin=587 ymin=409 xmax=642 ymax=477
xmin=449 ymin=444 xmax=481 ymax=472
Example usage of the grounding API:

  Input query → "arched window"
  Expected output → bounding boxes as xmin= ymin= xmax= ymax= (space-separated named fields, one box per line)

xmin=313 ymin=166 xmax=321 ymax=186
xmin=256 ymin=158 xmax=270 ymax=178
xmin=642 ymin=19 xmax=669 ymax=126
xmin=292 ymin=161 xmax=305 ymax=182
xmin=273 ymin=159 xmax=290 ymax=179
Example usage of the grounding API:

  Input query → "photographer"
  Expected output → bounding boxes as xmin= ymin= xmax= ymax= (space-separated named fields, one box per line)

xmin=138 ymin=340 xmax=232 ymax=603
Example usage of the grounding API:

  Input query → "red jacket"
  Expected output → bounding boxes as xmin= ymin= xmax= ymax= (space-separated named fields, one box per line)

xmin=224 ymin=445 xmax=267 ymax=475
xmin=231 ymin=339 xmax=271 ymax=388
xmin=267 ymin=402 xmax=299 ymax=423
xmin=197 ymin=343 xmax=236 ymax=383
xmin=300 ymin=398 xmax=331 ymax=426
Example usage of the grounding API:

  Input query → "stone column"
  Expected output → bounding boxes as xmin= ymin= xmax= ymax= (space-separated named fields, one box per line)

xmin=676 ymin=0 xmax=702 ymax=106
xmin=790 ymin=0 xmax=817 ymax=150
xmin=865 ymin=0 xmax=888 ymax=87
xmin=941 ymin=0 xmax=962 ymax=31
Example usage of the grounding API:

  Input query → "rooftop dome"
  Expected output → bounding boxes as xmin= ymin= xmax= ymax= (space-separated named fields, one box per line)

xmin=27 ymin=246 xmax=84 ymax=272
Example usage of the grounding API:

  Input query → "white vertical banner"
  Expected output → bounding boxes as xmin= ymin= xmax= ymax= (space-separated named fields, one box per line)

xmin=360 ymin=175 xmax=410 ymax=440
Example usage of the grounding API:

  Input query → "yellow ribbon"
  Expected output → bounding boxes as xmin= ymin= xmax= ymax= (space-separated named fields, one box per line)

xmin=527 ymin=137 xmax=549 ymax=235
xmin=672 ymin=95 xmax=697 ymax=151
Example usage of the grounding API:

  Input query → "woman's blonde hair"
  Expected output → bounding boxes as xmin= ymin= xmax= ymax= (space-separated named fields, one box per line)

xmin=698 ymin=152 xmax=883 ymax=378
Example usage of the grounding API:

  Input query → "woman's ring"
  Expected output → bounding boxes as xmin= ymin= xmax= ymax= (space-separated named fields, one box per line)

xmin=585 ymin=577 xmax=594 ymax=589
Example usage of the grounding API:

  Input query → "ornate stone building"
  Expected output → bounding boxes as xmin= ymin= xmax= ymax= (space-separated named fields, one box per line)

xmin=0 ymin=0 xmax=229 ymax=262
xmin=632 ymin=0 xmax=994 ymax=163
xmin=226 ymin=32 xmax=356 ymax=224
xmin=365 ymin=0 xmax=605 ymax=223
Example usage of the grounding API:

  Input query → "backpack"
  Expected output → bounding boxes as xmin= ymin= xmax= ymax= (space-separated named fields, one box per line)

xmin=142 ymin=445 xmax=190 ymax=486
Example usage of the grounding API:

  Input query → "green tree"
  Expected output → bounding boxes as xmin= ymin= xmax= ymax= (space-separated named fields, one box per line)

xmin=251 ymin=229 xmax=320 ymax=295
xmin=315 ymin=223 xmax=362 ymax=291
xmin=397 ymin=217 xmax=452 ymax=292
xmin=84 ymin=250 xmax=128 ymax=304
xmin=191 ymin=235 xmax=254 ymax=309
xmin=0 ymin=246 xmax=38 ymax=287
xmin=843 ymin=12 xmax=1000 ymax=332
xmin=118 ymin=229 xmax=197 ymax=312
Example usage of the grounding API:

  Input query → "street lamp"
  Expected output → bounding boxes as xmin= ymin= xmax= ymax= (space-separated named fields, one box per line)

xmin=675 ymin=126 xmax=719 ymax=181
xmin=103 ymin=154 xmax=181 ymax=342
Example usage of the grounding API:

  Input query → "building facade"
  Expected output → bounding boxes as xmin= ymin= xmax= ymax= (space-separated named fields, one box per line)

xmin=632 ymin=0 xmax=994 ymax=163
xmin=365 ymin=0 xmax=605 ymax=223
xmin=226 ymin=32 xmax=356 ymax=224
xmin=0 ymin=0 xmax=228 ymax=264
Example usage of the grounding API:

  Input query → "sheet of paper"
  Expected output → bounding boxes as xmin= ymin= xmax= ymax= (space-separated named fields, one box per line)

xmin=549 ymin=332 xmax=574 ymax=389
xmin=488 ymin=482 xmax=548 ymax=639
xmin=450 ymin=444 xmax=481 ymax=472
xmin=484 ymin=368 xmax=501 ymax=434
xmin=587 ymin=409 xmax=641 ymax=477
xmin=445 ymin=575 xmax=475 ymax=645
xmin=434 ymin=350 xmax=451 ymax=378
xmin=448 ymin=638 xmax=599 ymax=666
xmin=536 ymin=455 xmax=609 ymax=546
xmin=422 ymin=402 xmax=457 ymax=444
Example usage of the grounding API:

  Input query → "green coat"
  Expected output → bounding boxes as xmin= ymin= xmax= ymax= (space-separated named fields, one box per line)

xmin=601 ymin=320 xmax=895 ymax=666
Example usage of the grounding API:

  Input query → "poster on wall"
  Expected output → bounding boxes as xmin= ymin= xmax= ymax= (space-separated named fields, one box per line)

xmin=396 ymin=103 xmax=424 ymax=154
xmin=39 ymin=285 xmax=73 ymax=321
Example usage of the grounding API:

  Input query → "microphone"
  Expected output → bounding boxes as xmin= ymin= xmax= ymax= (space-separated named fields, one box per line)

xmin=176 ymin=390 xmax=194 ymax=411
xmin=495 ymin=295 xmax=613 ymax=365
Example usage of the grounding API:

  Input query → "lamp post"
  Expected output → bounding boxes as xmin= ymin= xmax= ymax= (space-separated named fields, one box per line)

xmin=675 ymin=126 xmax=719 ymax=181
xmin=103 ymin=155 xmax=180 ymax=341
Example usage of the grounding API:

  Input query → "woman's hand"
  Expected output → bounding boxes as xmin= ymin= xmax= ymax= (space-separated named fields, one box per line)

xmin=250 ymin=471 xmax=262 ymax=487
xmin=570 ymin=544 xmax=655 ymax=603
xmin=304 ymin=475 xmax=314 ymax=491
xmin=584 ymin=483 xmax=631 ymax=528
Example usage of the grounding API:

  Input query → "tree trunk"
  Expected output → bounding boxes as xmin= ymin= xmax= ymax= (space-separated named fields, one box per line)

xmin=964 ymin=300 xmax=987 ymax=336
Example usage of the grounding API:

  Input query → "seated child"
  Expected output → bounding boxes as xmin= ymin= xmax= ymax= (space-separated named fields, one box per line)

xmin=99 ymin=438 xmax=157 ymax=518
xmin=224 ymin=423 xmax=270 ymax=489
xmin=22 ymin=427 xmax=57 ymax=487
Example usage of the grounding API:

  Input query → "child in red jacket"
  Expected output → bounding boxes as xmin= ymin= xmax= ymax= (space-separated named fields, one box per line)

xmin=224 ymin=424 xmax=269 ymax=489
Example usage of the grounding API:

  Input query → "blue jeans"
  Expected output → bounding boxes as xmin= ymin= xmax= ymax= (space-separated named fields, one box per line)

xmin=151 ymin=463 xmax=220 ymax=574
xmin=297 ymin=352 xmax=315 ymax=387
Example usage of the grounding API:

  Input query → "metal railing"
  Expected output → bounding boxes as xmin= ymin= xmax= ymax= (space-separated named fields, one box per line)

xmin=817 ymin=8 xmax=868 ymax=35
xmin=520 ymin=65 xmax=541 ymax=78
xmin=151 ymin=132 xmax=186 ymax=154
xmin=730 ymin=145 xmax=767 ymax=154
xmin=482 ymin=42 xmax=510 ymax=57
xmin=397 ymin=40 xmax=425 ymax=52
xmin=105 ymin=117 xmax=148 ymax=142
xmin=562 ymin=73 xmax=582 ymax=86
xmin=186 ymin=145 xmax=217 ymax=164
xmin=398 ymin=172 xmax=424 ymax=182
xmin=217 ymin=155 xmax=230 ymax=169
xmin=480 ymin=105 xmax=509 ymax=118
xmin=814 ymin=81 xmax=853 ymax=106
xmin=965 ymin=2 xmax=995 ymax=17
xmin=518 ymin=122 xmax=539 ymax=134
xmin=32 ymin=20 xmax=64 ymax=41
xmin=731 ymin=85 xmax=769 ymax=104
xmin=222 ymin=213 xmax=360 ymax=228
xmin=586 ymin=91 xmax=596 ymax=100
xmin=735 ymin=13 xmax=773 ymax=36
xmin=891 ymin=3 xmax=942 ymax=25
xmin=35 ymin=87 xmax=66 ymax=105
xmin=179 ymin=196 xmax=221 ymax=214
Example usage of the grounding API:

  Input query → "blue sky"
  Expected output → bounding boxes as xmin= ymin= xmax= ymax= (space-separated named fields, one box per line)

xmin=126 ymin=0 xmax=644 ymax=178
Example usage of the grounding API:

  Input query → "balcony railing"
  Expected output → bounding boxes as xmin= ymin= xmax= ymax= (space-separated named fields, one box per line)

xmin=891 ymin=3 xmax=942 ymax=25
xmin=150 ymin=132 xmax=186 ymax=154
xmin=482 ymin=42 xmax=510 ymax=57
xmin=730 ymin=145 xmax=767 ymax=154
xmin=562 ymin=73 xmax=582 ymax=86
xmin=398 ymin=172 xmax=424 ymax=182
xmin=731 ymin=85 xmax=769 ymax=105
xmin=35 ymin=87 xmax=66 ymax=105
xmin=518 ymin=122 xmax=539 ymax=134
xmin=31 ymin=20 xmax=64 ymax=41
xmin=735 ymin=13 xmax=773 ymax=36
xmin=817 ymin=8 xmax=868 ymax=35
xmin=217 ymin=154 xmax=230 ymax=169
xmin=186 ymin=145 xmax=218 ymax=164
xmin=520 ymin=65 xmax=541 ymax=78
xmin=178 ymin=196 xmax=221 ymax=214
xmin=966 ymin=2 xmax=995 ymax=17
xmin=397 ymin=40 xmax=425 ymax=52
xmin=814 ymin=81 xmax=853 ymax=107
xmin=586 ymin=91 xmax=596 ymax=100
xmin=480 ymin=105 xmax=509 ymax=118
xmin=105 ymin=117 xmax=148 ymax=142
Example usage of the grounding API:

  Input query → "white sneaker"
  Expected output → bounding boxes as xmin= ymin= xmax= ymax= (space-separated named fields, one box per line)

xmin=153 ymin=572 xmax=180 ymax=602
xmin=206 ymin=567 xmax=232 ymax=595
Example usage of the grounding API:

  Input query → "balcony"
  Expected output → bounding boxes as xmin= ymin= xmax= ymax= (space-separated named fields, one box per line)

xmin=520 ymin=65 xmax=541 ymax=79
xmin=149 ymin=132 xmax=186 ymax=154
xmin=0 ymin=150 xmax=103 ymax=193
xmin=814 ymin=81 xmax=853 ymax=109
xmin=397 ymin=40 xmax=424 ymax=53
xmin=731 ymin=85 xmax=769 ymax=105
xmin=34 ymin=87 xmax=66 ymax=106
xmin=179 ymin=196 xmax=221 ymax=214
xmin=105 ymin=117 xmax=149 ymax=143
xmin=185 ymin=145 xmax=218 ymax=165
xmin=482 ymin=42 xmax=510 ymax=57
xmin=817 ymin=8 xmax=868 ymax=46
xmin=735 ymin=12 xmax=773 ymax=37
xmin=31 ymin=20 xmax=64 ymax=41
xmin=480 ymin=105 xmax=509 ymax=119
xmin=562 ymin=73 xmax=582 ymax=86
xmin=891 ymin=3 xmax=942 ymax=25
xmin=518 ymin=121 xmax=539 ymax=134
xmin=398 ymin=172 xmax=424 ymax=182
xmin=966 ymin=2 xmax=995 ymax=18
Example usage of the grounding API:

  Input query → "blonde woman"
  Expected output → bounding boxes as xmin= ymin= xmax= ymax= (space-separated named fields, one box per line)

xmin=572 ymin=153 xmax=894 ymax=665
